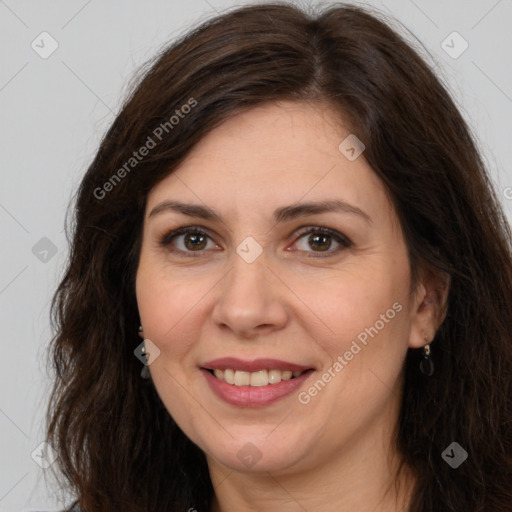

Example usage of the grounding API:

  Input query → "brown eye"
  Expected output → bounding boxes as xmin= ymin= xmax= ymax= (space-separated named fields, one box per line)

xmin=293 ymin=227 xmax=352 ymax=256
xmin=308 ymin=233 xmax=332 ymax=251
xmin=160 ymin=227 xmax=218 ymax=255
xmin=183 ymin=232 xmax=208 ymax=251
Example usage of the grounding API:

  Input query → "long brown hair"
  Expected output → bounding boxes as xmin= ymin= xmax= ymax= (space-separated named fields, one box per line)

xmin=45 ymin=3 xmax=512 ymax=511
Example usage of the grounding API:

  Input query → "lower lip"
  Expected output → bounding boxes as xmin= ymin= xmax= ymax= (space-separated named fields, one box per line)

xmin=201 ymin=369 xmax=314 ymax=407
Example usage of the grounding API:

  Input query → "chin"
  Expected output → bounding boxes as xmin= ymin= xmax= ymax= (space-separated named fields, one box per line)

xmin=200 ymin=428 xmax=315 ymax=474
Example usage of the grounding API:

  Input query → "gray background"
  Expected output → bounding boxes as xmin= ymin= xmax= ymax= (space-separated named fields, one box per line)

xmin=0 ymin=0 xmax=511 ymax=510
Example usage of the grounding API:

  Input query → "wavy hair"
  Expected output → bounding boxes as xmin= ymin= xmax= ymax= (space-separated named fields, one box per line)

xmin=45 ymin=2 xmax=512 ymax=511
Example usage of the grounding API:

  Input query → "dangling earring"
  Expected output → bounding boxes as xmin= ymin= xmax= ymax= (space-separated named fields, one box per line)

xmin=141 ymin=364 xmax=151 ymax=379
xmin=419 ymin=334 xmax=434 ymax=376
xmin=138 ymin=325 xmax=151 ymax=379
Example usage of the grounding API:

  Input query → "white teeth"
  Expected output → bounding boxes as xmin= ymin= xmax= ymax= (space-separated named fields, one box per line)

xmin=224 ymin=368 xmax=235 ymax=385
xmin=250 ymin=370 xmax=268 ymax=387
xmin=268 ymin=369 xmax=281 ymax=384
xmin=281 ymin=370 xmax=292 ymax=380
xmin=234 ymin=370 xmax=251 ymax=386
xmin=211 ymin=368 xmax=306 ymax=386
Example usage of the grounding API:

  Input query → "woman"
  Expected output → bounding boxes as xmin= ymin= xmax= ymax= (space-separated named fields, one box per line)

xmin=45 ymin=2 xmax=512 ymax=511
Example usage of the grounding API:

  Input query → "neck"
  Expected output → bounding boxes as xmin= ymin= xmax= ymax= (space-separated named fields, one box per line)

xmin=210 ymin=458 xmax=415 ymax=512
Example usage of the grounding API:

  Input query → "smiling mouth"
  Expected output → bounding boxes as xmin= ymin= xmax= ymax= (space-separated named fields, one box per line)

xmin=205 ymin=368 xmax=312 ymax=387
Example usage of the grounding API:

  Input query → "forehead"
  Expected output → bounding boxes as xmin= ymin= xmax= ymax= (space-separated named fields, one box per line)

xmin=145 ymin=100 xmax=395 ymax=230
xmin=180 ymin=100 xmax=349 ymax=169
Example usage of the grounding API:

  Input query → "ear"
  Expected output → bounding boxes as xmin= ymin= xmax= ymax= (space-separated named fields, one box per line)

xmin=408 ymin=265 xmax=451 ymax=349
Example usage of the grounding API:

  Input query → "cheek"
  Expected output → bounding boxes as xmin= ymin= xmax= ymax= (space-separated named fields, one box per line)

xmin=135 ymin=259 xmax=205 ymax=357
xmin=301 ymin=276 xmax=409 ymax=420
xmin=298 ymin=261 xmax=410 ymax=366
xmin=136 ymin=262 xmax=204 ymax=421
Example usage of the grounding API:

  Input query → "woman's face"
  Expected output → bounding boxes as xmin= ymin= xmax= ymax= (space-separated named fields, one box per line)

xmin=136 ymin=100 xmax=428 ymax=475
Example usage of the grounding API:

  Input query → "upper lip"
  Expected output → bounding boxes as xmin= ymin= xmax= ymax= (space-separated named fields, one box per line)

xmin=201 ymin=357 xmax=313 ymax=373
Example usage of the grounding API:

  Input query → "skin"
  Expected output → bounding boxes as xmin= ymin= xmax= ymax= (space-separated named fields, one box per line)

xmin=135 ymin=100 xmax=449 ymax=512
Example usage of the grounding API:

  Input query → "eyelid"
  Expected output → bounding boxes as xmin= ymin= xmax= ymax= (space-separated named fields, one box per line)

xmin=159 ymin=224 xmax=352 ymax=257
xmin=290 ymin=226 xmax=352 ymax=256
xmin=159 ymin=225 xmax=212 ymax=245
xmin=159 ymin=225 xmax=220 ymax=256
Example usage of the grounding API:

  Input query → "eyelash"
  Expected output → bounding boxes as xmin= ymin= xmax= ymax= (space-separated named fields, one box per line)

xmin=159 ymin=225 xmax=352 ymax=258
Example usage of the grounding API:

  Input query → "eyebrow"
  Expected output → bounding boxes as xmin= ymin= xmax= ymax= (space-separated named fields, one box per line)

xmin=148 ymin=199 xmax=372 ymax=225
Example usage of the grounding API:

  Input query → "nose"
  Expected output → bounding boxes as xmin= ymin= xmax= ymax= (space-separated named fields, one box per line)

xmin=211 ymin=252 xmax=289 ymax=339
